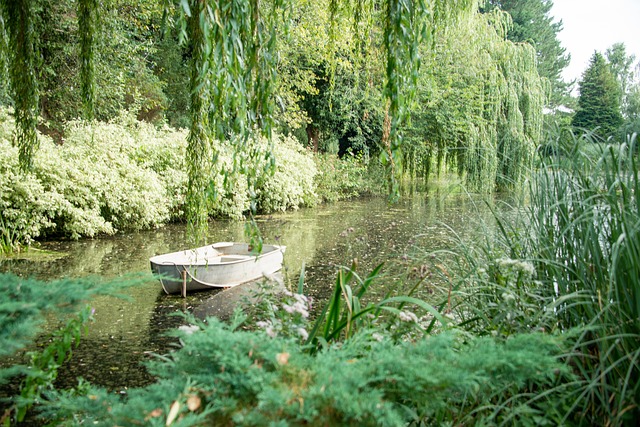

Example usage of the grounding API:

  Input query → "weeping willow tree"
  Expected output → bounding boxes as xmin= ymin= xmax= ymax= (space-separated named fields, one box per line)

xmin=0 ymin=0 xmax=39 ymax=170
xmin=1 ymin=0 xmax=479 ymax=237
xmin=0 ymin=0 xmax=98 ymax=169
xmin=407 ymin=9 xmax=546 ymax=192
xmin=177 ymin=0 xmax=477 ymax=235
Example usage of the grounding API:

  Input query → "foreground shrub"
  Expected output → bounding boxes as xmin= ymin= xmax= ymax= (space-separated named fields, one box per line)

xmin=0 ymin=273 xmax=143 ymax=423
xmin=42 ymin=316 xmax=566 ymax=426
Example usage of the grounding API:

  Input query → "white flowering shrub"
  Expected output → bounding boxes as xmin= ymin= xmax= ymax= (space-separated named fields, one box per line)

xmin=254 ymin=134 xmax=318 ymax=212
xmin=0 ymin=108 xmax=319 ymax=247
xmin=1 ymin=111 xmax=58 ymax=247
xmin=0 ymin=110 xmax=184 ymax=243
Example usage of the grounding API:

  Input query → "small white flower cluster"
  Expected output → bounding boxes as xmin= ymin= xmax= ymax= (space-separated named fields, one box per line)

xmin=398 ymin=310 xmax=419 ymax=323
xmin=501 ymin=292 xmax=517 ymax=302
xmin=255 ymin=291 xmax=313 ymax=341
xmin=496 ymin=258 xmax=536 ymax=277
xmin=282 ymin=293 xmax=310 ymax=318
xmin=178 ymin=324 xmax=200 ymax=335
xmin=256 ymin=320 xmax=276 ymax=338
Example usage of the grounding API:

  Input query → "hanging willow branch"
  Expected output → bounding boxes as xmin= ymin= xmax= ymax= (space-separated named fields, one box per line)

xmin=382 ymin=0 xmax=475 ymax=198
xmin=77 ymin=0 xmax=97 ymax=121
xmin=184 ymin=0 xmax=213 ymax=242
xmin=0 ymin=7 xmax=8 ymax=97
xmin=2 ymin=0 xmax=38 ymax=171
xmin=178 ymin=0 xmax=287 ymax=243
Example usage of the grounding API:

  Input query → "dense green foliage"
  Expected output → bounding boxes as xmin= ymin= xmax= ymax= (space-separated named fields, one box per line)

xmin=482 ymin=0 xmax=570 ymax=106
xmin=605 ymin=43 xmax=640 ymax=138
xmin=1 ymin=0 xmax=39 ymax=170
xmin=0 ymin=109 xmax=327 ymax=251
xmin=572 ymin=52 xmax=624 ymax=139
xmin=406 ymin=10 xmax=546 ymax=192
xmin=42 ymin=320 xmax=565 ymax=426
xmin=0 ymin=273 xmax=140 ymax=422
xmin=444 ymin=132 xmax=640 ymax=424
xmin=0 ymin=269 xmax=569 ymax=426
xmin=0 ymin=0 xmax=549 ymax=237
xmin=3 ymin=129 xmax=640 ymax=425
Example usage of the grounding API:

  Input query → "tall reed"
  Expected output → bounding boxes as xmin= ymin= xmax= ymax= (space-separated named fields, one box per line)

xmin=448 ymin=132 xmax=640 ymax=425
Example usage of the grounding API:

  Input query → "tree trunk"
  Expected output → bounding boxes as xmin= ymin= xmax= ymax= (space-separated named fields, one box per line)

xmin=306 ymin=123 xmax=319 ymax=152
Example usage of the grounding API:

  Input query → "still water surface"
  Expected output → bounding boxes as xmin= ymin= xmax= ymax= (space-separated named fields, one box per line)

xmin=1 ymin=192 xmax=505 ymax=392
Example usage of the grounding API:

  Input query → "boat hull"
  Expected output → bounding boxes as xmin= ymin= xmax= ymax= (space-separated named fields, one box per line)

xmin=149 ymin=242 xmax=285 ymax=295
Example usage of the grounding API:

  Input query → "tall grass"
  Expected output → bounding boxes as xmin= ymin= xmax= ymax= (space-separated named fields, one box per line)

xmin=448 ymin=131 xmax=640 ymax=425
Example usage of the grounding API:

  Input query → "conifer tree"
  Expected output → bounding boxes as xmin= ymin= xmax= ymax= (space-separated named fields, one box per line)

xmin=572 ymin=52 xmax=623 ymax=139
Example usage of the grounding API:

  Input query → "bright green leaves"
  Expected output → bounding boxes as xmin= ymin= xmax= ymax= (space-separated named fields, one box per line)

xmin=382 ymin=0 xmax=432 ymax=198
xmin=2 ymin=0 xmax=39 ymax=171
xmin=407 ymin=8 xmax=545 ymax=193
xmin=382 ymin=0 xmax=476 ymax=198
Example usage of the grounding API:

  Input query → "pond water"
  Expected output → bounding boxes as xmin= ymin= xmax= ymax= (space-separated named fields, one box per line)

xmin=1 ymin=190 xmax=507 ymax=393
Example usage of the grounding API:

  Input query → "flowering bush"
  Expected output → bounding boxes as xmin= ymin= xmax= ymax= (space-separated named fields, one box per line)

xmin=0 ymin=109 xmax=319 ymax=247
xmin=254 ymin=134 xmax=318 ymax=212
xmin=248 ymin=285 xmax=313 ymax=343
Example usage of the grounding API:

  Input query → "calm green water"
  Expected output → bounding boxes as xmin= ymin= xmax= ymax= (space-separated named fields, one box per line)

xmin=1 ymin=191 xmax=505 ymax=392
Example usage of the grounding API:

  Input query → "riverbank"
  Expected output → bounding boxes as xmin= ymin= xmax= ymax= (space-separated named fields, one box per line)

xmin=0 ymin=108 xmax=384 ymax=254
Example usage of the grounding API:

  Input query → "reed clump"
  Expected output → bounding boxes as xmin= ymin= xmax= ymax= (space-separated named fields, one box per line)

xmin=447 ymin=131 xmax=640 ymax=425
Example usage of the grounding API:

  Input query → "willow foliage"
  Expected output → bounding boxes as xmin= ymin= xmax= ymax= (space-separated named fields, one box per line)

xmin=175 ymin=0 xmax=476 ymax=234
xmin=1 ymin=0 xmax=39 ymax=171
xmin=2 ymin=0 xmax=501 ymax=234
xmin=408 ymin=9 xmax=546 ymax=192
xmin=77 ymin=0 xmax=97 ymax=120
xmin=381 ymin=0 xmax=475 ymax=196
xmin=174 ymin=0 xmax=286 ymax=241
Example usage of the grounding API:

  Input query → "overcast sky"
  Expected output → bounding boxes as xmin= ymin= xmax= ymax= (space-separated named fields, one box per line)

xmin=550 ymin=0 xmax=640 ymax=84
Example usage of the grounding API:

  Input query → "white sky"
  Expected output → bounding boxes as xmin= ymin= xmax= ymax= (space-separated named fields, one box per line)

xmin=550 ymin=0 xmax=640 ymax=84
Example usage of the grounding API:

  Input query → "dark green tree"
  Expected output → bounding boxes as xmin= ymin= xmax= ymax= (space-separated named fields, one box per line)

xmin=572 ymin=52 xmax=623 ymax=139
xmin=482 ymin=0 xmax=570 ymax=106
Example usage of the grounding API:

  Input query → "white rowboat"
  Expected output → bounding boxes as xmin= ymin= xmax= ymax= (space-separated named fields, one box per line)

xmin=150 ymin=242 xmax=285 ymax=296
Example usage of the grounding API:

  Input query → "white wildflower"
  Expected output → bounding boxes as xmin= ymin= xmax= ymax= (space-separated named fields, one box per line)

xmin=256 ymin=320 xmax=276 ymax=337
xmin=294 ymin=293 xmax=308 ymax=305
xmin=372 ymin=332 xmax=384 ymax=342
xmin=297 ymin=327 xmax=309 ymax=341
xmin=502 ymin=292 xmax=516 ymax=302
xmin=517 ymin=261 xmax=536 ymax=277
xmin=398 ymin=311 xmax=418 ymax=323
xmin=283 ymin=301 xmax=309 ymax=318
xmin=265 ymin=326 xmax=276 ymax=338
